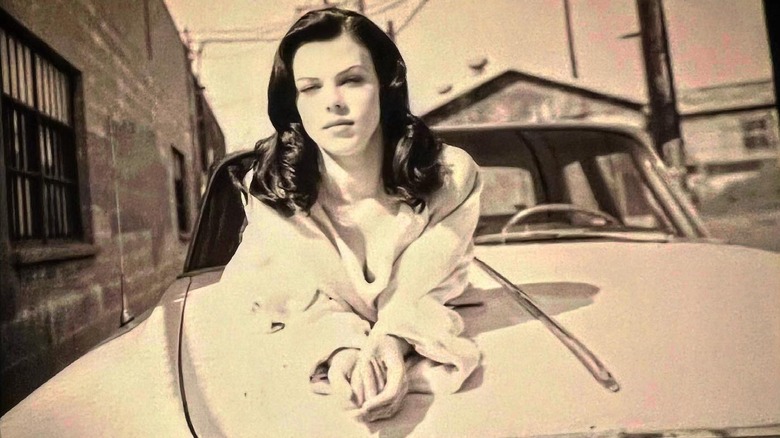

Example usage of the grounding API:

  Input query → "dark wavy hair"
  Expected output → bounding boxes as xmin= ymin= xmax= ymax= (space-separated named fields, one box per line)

xmin=249 ymin=7 xmax=443 ymax=216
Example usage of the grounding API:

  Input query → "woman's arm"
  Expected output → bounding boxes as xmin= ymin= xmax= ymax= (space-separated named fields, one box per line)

xmin=377 ymin=145 xmax=481 ymax=315
xmin=364 ymin=146 xmax=482 ymax=397
xmin=224 ymin=192 xmax=373 ymax=394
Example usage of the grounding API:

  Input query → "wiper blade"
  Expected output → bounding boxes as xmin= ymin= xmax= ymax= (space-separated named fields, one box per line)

xmin=473 ymin=257 xmax=620 ymax=393
xmin=552 ymin=229 xmax=673 ymax=242
xmin=476 ymin=229 xmax=673 ymax=245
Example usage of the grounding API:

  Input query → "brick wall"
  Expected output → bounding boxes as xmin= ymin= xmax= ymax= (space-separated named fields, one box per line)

xmin=0 ymin=0 xmax=223 ymax=414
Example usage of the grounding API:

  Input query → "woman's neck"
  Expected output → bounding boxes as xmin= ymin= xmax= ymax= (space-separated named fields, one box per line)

xmin=319 ymin=130 xmax=385 ymax=205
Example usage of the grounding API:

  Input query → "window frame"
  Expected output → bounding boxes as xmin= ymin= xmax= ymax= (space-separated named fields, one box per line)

xmin=740 ymin=116 xmax=774 ymax=151
xmin=171 ymin=145 xmax=190 ymax=236
xmin=0 ymin=9 xmax=93 ymax=264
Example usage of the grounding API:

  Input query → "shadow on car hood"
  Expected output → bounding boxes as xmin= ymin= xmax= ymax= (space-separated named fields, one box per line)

xmin=449 ymin=240 xmax=780 ymax=436
xmin=172 ymin=240 xmax=780 ymax=437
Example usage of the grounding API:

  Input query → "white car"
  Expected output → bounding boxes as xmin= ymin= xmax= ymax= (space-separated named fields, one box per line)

xmin=2 ymin=123 xmax=779 ymax=437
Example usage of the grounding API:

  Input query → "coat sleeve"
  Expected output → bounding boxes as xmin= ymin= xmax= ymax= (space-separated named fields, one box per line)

xmin=372 ymin=145 xmax=483 ymax=394
xmin=221 ymin=189 xmax=371 ymax=389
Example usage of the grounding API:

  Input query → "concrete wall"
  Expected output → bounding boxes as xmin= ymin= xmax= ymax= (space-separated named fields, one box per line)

xmin=0 ymin=0 xmax=223 ymax=414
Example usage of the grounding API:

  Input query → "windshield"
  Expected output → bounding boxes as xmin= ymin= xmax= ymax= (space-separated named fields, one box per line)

xmin=437 ymin=128 xmax=676 ymax=237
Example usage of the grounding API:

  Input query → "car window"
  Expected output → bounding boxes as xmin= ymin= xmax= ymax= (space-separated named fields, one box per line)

xmin=185 ymin=154 xmax=253 ymax=273
xmin=594 ymin=153 xmax=670 ymax=230
xmin=480 ymin=166 xmax=536 ymax=216
xmin=437 ymin=128 xmax=676 ymax=236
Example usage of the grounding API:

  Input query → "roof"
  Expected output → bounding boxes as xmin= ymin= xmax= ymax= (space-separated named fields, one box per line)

xmin=417 ymin=68 xmax=646 ymax=122
xmin=676 ymin=79 xmax=776 ymax=116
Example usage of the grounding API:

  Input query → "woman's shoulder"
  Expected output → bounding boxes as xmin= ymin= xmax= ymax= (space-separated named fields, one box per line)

xmin=439 ymin=144 xmax=479 ymax=195
xmin=427 ymin=145 xmax=480 ymax=219
xmin=441 ymin=144 xmax=476 ymax=168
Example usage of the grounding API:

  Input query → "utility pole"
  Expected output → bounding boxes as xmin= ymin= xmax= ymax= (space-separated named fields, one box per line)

xmin=563 ymin=0 xmax=578 ymax=78
xmin=764 ymin=0 xmax=780 ymax=116
xmin=635 ymin=0 xmax=684 ymax=169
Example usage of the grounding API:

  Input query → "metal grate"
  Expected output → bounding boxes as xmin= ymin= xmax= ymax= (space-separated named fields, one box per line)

xmin=1 ymin=26 xmax=80 ymax=242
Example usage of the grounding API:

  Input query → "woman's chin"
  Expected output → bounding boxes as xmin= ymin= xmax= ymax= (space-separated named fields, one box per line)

xmin=318 ymin=139 xmax=371 ymax=159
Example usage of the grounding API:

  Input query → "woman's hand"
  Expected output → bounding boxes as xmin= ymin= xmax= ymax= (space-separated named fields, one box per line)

xmin=350 ymin=334 xmax=411 ymax=422
xmin=326 ymin=348 xmax=360 ymax=409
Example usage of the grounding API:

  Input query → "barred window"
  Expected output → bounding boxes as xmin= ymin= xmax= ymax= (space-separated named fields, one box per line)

xmin=1 ymin=25 xmax=81 ymax=242
xmin=172 ymin=147 xmax=188 ymax=233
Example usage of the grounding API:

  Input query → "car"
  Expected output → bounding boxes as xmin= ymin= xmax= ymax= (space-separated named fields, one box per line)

xmin=2 ymin=122 xmax=779 ymax=437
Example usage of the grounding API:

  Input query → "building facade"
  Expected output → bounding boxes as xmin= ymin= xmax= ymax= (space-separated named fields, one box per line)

xmin=0 ymin=0 xmax=225 ymax=414
xmin=677 ymin=80 xmax=779 ymax=171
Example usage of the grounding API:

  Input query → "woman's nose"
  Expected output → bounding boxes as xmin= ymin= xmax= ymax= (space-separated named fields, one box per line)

xmin=326 ymin=87 xmax=346 ymax=113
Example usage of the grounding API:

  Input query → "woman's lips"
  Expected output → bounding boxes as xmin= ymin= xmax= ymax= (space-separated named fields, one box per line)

xmin=323 ymin=119 xmax=354 ymax=129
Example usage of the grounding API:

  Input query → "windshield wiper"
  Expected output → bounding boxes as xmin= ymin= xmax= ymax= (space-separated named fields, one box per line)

xmin=476 ymin=229 xmax=673 ymax=245
xmin=474 ymin=257 xmax=621 ymax=393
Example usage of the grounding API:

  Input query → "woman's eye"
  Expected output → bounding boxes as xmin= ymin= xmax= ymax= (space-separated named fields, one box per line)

xmin=298 ymin=84 xmax=320 ymax=93
xmin=342 ymin=76 xmax=364 ymax=85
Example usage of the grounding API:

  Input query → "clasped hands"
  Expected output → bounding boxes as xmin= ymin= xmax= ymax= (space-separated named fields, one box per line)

xmin=328 ymin=333 xmax=411 ymax=422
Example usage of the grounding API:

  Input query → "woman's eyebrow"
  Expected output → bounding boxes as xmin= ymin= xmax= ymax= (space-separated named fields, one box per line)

xmin=337 ymin=65 xmax=368 ymax=76
xmin=295 ymin=65 xmax=367 ymax=82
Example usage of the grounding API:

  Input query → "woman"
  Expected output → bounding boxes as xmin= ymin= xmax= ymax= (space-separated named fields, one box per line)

xmin=223 ymin=7 xmax=481 ymax=423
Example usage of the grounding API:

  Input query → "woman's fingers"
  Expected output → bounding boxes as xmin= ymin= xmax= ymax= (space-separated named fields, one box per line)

xmin=326 ymin=349 xmax=358 ymax=408
xmin=350 ymin=358 xmax=379 ymax=407
xmin=350 ymin=364 xmax=365 ymax=407
xmin=358 ymin=357 xmax=408 ymax=417
xmin=361 ymin=358 xmax=379 ymax=402
xmin=371 ymin=358 xmax=386 ymax=393
xmin=328 ymin=367 xmax=355 ymax=408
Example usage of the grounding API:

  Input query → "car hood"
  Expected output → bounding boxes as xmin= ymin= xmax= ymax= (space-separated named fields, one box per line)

xmin=175 ymin=240 xmax=779 ymax=438
xmin=0 ymin=278 xmax=192 ymax=437
xmin=414 ymin=240 xmax=780 ymax=437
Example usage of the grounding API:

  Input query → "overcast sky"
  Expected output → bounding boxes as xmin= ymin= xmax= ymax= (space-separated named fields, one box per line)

xmin=163 ymin=0 xmax=773 ymax=152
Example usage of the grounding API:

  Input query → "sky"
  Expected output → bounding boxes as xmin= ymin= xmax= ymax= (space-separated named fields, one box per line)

xmin=163 ymin=0 xmax=773 ymax=152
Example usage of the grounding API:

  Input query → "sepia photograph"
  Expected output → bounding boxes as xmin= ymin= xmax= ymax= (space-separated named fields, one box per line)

xmin=0 ymin=0 xmax=779 ymax=436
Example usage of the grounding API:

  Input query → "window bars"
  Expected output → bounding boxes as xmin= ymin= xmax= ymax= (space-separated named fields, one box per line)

xmin=1 ymin=26 xmax=80 ymax=242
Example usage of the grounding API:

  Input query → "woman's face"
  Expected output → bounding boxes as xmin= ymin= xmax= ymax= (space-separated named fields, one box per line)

xmin=293 ymin=33 xmax=382 ymax=159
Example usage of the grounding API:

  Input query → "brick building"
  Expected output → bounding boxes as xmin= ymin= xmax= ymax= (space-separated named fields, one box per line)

xmin=0 ymin=0 xmax=225 ymax=414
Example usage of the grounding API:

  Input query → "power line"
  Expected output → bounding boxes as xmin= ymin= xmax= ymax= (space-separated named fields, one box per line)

xmin=184 ymin=0 xmax=425 ymax=77
xmin=366 ymin=0 xmax=408 ymax=15
xmin=187 ymin=0 xmax=410 ymax=42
